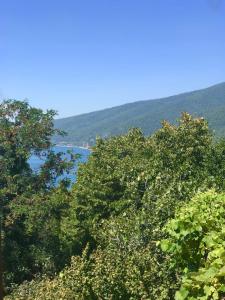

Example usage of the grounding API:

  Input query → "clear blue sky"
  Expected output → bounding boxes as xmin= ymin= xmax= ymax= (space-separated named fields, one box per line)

xmin=0 ymin=0 xmax=225 ymax=118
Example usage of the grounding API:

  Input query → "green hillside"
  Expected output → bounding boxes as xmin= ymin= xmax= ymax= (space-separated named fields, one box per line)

xmin=54 ymin=82 xmax=225 ymax=145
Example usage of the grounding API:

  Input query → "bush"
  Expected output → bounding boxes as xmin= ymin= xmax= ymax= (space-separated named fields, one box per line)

xmin=162 ymin=191 xmax=225 ymax=299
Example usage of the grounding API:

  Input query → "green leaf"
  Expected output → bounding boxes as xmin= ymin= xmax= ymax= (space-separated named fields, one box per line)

xmin=175 ymin=287 xmax=189 ymax=300
xmin=160 ymin=239 xmax=170 ymax=252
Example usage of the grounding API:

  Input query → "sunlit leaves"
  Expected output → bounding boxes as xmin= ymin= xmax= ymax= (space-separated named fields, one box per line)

xmin=162 ymin=191 xmax=225 ymax=299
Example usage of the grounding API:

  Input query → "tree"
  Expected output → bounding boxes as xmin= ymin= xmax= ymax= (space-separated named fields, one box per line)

xmin=69 ymin=113 xmax=213 ymax=250
xmin=6 ymin=112 xmax=225 ymax=299
xmin=0 ymin=100 xmax=74 ymax=297
xmin=68 ymin=128 xmax=147 ymax=249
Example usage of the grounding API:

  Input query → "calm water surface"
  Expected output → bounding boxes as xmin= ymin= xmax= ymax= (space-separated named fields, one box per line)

xmin=29 ymin=146 xmax=90 ymax=182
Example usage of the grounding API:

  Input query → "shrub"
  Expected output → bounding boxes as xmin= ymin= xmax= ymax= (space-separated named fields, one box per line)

xmin=162 ymin=191 xmax=225 ymax=299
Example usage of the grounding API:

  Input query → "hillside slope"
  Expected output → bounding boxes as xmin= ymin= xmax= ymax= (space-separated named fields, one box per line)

xmin=54 ymin=82 xmax=225 ymax=145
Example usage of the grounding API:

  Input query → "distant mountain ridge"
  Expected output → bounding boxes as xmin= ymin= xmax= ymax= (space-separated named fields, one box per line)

xmin=54 ymin=82 xmax=225 ymax=146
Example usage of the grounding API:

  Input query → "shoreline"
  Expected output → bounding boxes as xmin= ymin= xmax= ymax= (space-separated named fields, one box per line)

xmin=55 ymin=144 xmax=92 ymax=150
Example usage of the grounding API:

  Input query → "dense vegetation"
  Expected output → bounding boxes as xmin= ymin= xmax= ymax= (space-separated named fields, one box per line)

xmin=2 ymin=100 xmax=225 ymax=299
xmin=162 ymin=191 xmax=225 ymax=299
xmin=54 ymin=82 xmax=225 ymax=146
xmin=0 ymin=100 xmax=76 ymax=299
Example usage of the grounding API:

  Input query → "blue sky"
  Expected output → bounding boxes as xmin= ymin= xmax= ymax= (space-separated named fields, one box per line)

xmin=0 ymin=0 xmax=225 ymax=118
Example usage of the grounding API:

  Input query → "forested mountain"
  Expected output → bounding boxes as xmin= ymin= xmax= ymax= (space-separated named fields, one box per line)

xmin=54 ymin=82 xmax=225 ymax=145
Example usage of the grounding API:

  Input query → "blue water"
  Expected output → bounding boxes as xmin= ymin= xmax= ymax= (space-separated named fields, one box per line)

xmin=29 ymin=146 xmax=90 ymax=182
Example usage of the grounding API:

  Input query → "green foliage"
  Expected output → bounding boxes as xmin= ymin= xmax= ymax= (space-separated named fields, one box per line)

xmin=0 ymin=100 xmax=76 ymax=292
xmin=7 ymin=186 xmax=82 ymax=281
xmin=74 ymin=128 xmax=146 ymax=220
xmin=8 ymin=112 xmax=225 ymax=299
xmin=162 ymin=191 xmax=225 ymax=299
xmin=5 ymin=243 xmax=177 ymax=300
xmin=71 ymin=113 xmax=213 ymax=243
xmin=5 ymin=107 xmax=225 ymax=299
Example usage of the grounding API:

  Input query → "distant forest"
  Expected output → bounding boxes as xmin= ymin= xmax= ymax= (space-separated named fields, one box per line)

xmin=54 ymin=82 xmax=225 ymax=146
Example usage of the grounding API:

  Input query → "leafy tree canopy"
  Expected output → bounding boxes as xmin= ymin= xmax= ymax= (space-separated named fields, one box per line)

xmin=0 ymin=100 xmax=75 ymax=295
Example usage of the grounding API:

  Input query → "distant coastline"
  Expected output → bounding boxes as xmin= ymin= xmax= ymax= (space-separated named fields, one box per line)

xmin=55 ymin=143 xmax=92 ymax=151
